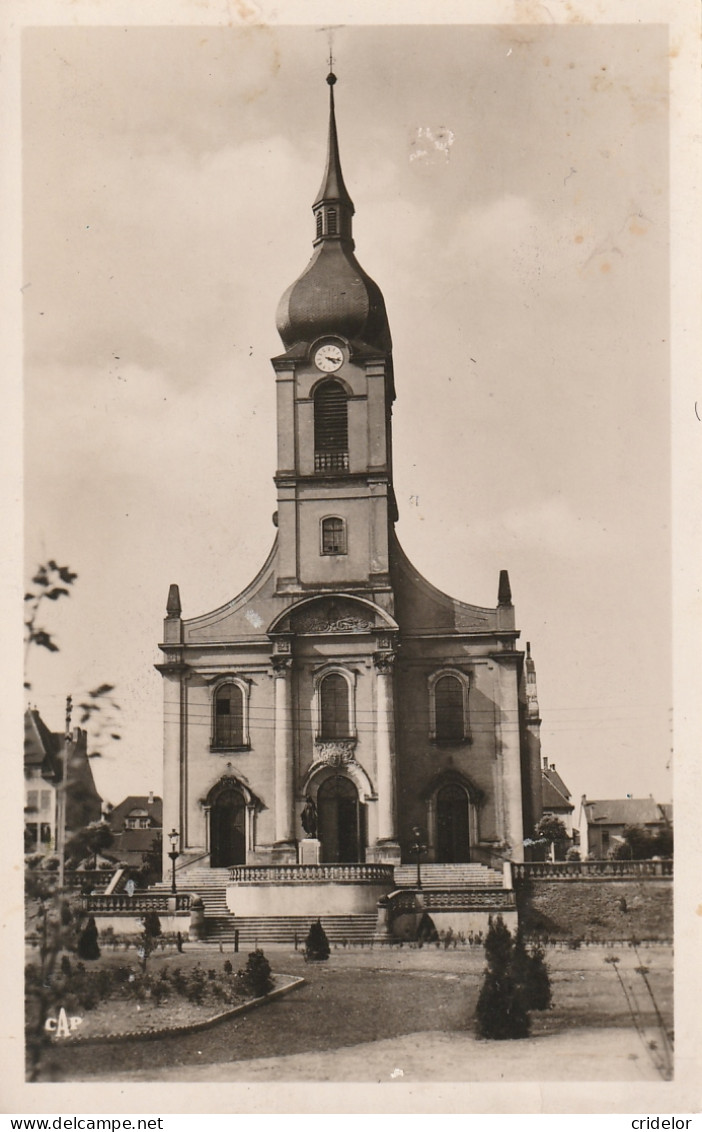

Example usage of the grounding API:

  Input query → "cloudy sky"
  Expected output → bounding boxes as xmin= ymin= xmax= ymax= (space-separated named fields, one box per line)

xmin=22 ymin=22 xmax=672 ymax=813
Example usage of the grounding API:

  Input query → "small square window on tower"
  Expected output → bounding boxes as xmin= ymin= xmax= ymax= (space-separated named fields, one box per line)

xmin=321 ymin=516 xmax=347 ymax=555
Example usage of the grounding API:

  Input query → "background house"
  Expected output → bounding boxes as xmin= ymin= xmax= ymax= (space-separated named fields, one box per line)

xmin=541 ymin=757 xmax=578 ymax=858
xmin=107 ymin=793 xmax=162 ymax=875
xmin=581 ymin=796 xmax=673 ymax=859
xmin=24 ymin=707 xmax=103 ymax=853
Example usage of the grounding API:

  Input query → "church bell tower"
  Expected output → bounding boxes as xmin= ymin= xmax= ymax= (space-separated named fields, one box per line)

xmin=272 ymin=72 xmax=397 ymax=607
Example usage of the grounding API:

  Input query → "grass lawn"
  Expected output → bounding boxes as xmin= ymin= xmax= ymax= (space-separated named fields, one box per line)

xmin=28 ymin=942 xmax=673 ymax=1082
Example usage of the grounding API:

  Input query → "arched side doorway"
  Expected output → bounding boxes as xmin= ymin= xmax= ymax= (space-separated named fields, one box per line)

xmin=317 ymin=775 xmax=366 ymax=863
xmin=205 ymin=776 xmax=263 ymax=868
xmin=433 ymin=782 xmax=473 ymax=864
xmin=210 ymin=784 xmax=247 ymax=867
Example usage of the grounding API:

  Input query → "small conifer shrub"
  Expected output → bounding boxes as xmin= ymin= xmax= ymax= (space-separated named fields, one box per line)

xmin=526 ymin=944 xmax=552 ymax=1010
xmin=475 ymin=916 xmax=530 ymax=1040
xmin=305 ymin=918 xmax=330 ymax=961
xmin=237 ymin=949 xmax=273 ymax=996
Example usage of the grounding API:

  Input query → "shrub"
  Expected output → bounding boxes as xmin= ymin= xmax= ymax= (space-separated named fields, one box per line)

xmin=185 ymin=966 xmax=207 ymax=1004
xmin=76 ymin=917 xmax=100 ymax=960
xmin=223 ymin=959 xmax=233 ymax=976
xmin=475 ymin=969 xmax=530 ymax=1040
xmin=304 ymin=919 xmax=330 ymax=962
xmin=237 ymin=950 xmax=273 ymax=997
xmin=510 ymin=929 xmax=531 ymax=990
xmin=151 ymin=979 xmax=169 ymax=1006
xmin=142 ymin=911 xmax=162 ymax=938
xmin=416 ymin=912 xmax=438 ymax=944
xmin=526 ymin=945 xmax=552 ymax=1011
xmin=474 ymin=916 xmax=530 ymax=1040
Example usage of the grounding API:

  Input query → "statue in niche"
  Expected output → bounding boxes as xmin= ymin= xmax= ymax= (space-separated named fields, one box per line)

xmin=301 ymin=795 xmax=318 ymax=838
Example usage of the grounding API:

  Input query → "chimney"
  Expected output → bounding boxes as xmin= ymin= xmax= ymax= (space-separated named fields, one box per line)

xmin=148 ymin=790 xmax=154 ymax=806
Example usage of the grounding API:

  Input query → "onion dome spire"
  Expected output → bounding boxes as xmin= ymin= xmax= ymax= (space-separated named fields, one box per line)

xmin=275 ymin=71 xmax=391 ymax=355
xmin=312 ymin=72 xmax=355 ymax=247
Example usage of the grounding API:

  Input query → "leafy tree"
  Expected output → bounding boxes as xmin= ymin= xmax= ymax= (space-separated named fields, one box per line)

xmin=653 ymin=827 xmax=673 ymax=858
xmin=137 ymin=912 xmax=162 ymax=972
xmin=24 ymin=561 xmax=78 ymax=684
xmin=612 ymin=825 xmax=658 ymax=860
xmin=534 ymin=814 xmax=568 ymax=860
xmin=64 ymin=820 xmax=114 ymax=869
xmin=24 ymin=558 xmax=122 ymax=1079
xmin=137 ymin=832 xmax=163 ymax=887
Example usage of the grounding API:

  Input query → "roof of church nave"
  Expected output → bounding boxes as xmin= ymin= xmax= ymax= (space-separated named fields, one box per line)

xmin=275 ymin=72 xmax=392 ymax=356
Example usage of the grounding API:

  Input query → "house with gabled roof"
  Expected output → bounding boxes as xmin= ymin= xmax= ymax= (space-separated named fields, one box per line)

xmin=108 ymin=793 xmax=163 ymax=872
xmin=581 ymin=796 xmax=673 ymax=859
xmin=24 ymin=707 xmax=102 ymax=853
xmin=539 ymin=757 xmax=578 ymax=857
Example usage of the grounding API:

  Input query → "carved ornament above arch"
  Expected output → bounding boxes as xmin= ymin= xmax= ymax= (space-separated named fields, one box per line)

xmin=268 ymin=594 xmax=398 ymax=638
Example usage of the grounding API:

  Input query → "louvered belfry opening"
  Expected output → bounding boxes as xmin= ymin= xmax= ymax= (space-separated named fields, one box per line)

xmin=314 ymin=380 xmax=349 ymax=472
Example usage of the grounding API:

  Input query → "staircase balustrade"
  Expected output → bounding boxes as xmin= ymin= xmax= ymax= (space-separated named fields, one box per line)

xmin=228 ymin=864 xmax=395 ymax=884
xmin=511 ymin=860 xmax=673 ymax=881
xmin=82 ymin=893 xmax=191 ymax=913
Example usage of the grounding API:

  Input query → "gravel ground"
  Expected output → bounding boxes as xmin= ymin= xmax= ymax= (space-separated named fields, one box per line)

xmin=34 ymin=943 xmax=673 ymax=1084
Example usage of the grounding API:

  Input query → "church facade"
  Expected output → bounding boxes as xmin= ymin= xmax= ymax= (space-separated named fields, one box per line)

xmin=157 ymin=74 xmax=543 ymax=885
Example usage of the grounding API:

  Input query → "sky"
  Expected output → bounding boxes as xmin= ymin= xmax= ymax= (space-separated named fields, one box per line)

xmin=22 ymin=21 xmax=673 ymax=815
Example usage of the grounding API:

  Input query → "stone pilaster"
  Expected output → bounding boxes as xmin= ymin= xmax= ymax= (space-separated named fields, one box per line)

xmin=271 ymin=654 xmax=295 ymax=848
xmin=494 ymin=657 xmax=525 ymax=862
xmin=156 ymin=653 xmax=188 ymax=879
xmin=373 ymin=651 xmax=400 ymax=861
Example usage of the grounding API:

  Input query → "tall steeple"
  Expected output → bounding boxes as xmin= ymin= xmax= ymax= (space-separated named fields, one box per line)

xmin=271 ymin=69 xmax=396 ymax=595
xmin=312 ymin=72 xmax=355 ymax=248
xmin=275 ymin=71 xmax=391 ymax=355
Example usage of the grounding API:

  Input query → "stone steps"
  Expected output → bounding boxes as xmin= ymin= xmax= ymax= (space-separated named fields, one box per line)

xmin=394 ymin=864 xmax=503 ymax=888
xmin=204 ymin=913 xmax=379 ymax=945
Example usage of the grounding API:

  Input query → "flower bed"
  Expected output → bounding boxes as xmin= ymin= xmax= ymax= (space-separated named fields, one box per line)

xmin=26 ymin=951 xmax=302 ymax=1045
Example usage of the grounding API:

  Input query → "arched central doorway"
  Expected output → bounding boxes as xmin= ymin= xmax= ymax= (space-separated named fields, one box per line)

xmin=317 ymin=775 xmax=365 ymax=863
xmin=436 ymin=783 xmax=470 ymax=863
xmin=210 ymin=784 xmax=246 ymax=867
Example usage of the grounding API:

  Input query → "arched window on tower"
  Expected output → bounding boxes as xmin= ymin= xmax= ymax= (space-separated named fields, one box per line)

xmin=327 ymin=207 xmax=337 ymax=235
xmin=314 ymin=380 xmax=349 ymax=472
xmin=316 ymin=211 xmax=323 ymax=239
xmin=320 ymin=516 xmax=347 ymax=556
xmin=429 ymin=671 xmax=470 ymax=743
xmin=213 ymin=682 xmax=246 ymax=749
xmin=319 ymin=672 xmax=351 ymax=740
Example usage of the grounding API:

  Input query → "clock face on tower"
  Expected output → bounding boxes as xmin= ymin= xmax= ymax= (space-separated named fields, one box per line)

xmin=314 ymin=344 xmax=343 ymax=372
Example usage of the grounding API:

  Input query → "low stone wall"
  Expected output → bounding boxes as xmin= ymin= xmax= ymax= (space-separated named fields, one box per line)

xmin=391 ymin=909 xmax=518 ymax=940
xmin=87 ymin=913 xmax=192 ymax=936
xmin=515 ymin=877 xmax=672 ymax=941
xmin=226 ymin=881 xmax=391 ymax=917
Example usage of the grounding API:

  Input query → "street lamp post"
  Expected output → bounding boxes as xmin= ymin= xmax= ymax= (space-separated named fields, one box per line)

xmin=411 ymin=825 xmax=426 ymax=889
xmin=168 ymin=828 xmax=180 ymax=895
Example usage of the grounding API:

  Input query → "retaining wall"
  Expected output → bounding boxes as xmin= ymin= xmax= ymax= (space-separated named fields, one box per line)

xmin=515 ymin=877 xmax=672 ymax=941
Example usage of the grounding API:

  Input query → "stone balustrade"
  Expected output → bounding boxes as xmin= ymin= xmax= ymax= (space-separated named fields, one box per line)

xmin=421 ymin=889 xmax=516 ymax=909
xmin=512 ymin=860 xmax=673 ymax=881
xmin=229 ymin=864 xmax=395 ymax=885
xmin=82 ymin=893 xmax=191 ymax=913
